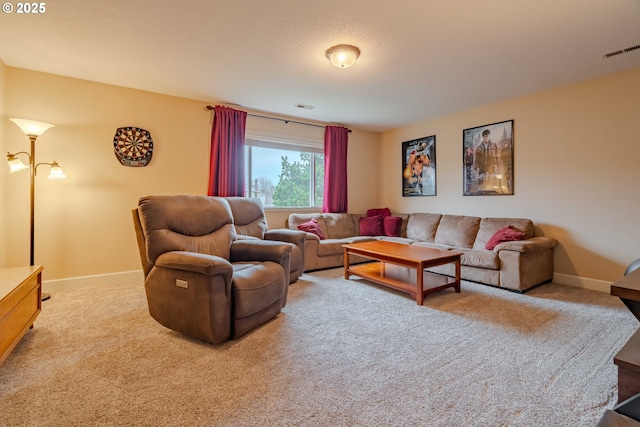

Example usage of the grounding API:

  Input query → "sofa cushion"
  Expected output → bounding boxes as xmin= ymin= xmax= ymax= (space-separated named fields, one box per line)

xmin=384 ymin=216 xmax=403 ymax=237
xmin=316 ymin=236 xmax=376 ymax=257
xmin=323 ymin=213 xmax=358 ymax=239
xmin=434 ymin=215 xmax=481 ymax=248
xmin=406 ymin=213 xmax=442 ymax=242
xmin=473 ymin=217 xmax=534 ymax=250
xmin=359 ymin=216 xmax=384 ymax=236
xmin=485 ymin=226 xmax=525 ymax=250
xmin=458 ymin=248 xmax=500 ymax=269
xmin=366 ymin=207 xmax=391 ymax=217
xmin=297 ymin=218 xmax=325 ymax=240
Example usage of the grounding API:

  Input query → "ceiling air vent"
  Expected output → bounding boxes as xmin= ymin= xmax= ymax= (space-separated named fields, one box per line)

xmin=602 ymin=44 xmax=640 ymax=59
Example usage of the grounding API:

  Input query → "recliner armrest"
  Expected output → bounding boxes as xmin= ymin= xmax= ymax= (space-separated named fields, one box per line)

xmin=155 ymin=251 xmax=233 ymax=276
xmin=230 ymin=240 xmax=292 ymax=264
xmin=265 ymin=229 xmax=306 ymax=246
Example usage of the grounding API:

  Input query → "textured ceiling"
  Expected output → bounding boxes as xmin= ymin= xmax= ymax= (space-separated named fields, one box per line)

xmin=1 ymin=0 xmax=639 ymax=132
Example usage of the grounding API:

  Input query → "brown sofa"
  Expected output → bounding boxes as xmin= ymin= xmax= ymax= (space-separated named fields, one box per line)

xmin=287 ymin=212 xmax=558 ymax=292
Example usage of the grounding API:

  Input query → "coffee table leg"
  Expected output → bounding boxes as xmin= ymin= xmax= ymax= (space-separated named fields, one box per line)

xmin=454 ymin=259 xmax=461 ymax=293
xmin=344 ymin=247 xmax=349 ymax=280
xmin=416 ymin=266 xmax=424 ymax=305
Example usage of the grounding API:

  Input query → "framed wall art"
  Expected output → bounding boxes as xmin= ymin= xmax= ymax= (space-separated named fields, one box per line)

xmin=402 ymin=135 xmax=436 ymax=197
xmin=463 ymin=120 xmax=513 ymax=196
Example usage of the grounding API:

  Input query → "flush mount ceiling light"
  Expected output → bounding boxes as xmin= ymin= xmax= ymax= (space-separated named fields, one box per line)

xmin=325 ymin=44 xmax=361 ymax=68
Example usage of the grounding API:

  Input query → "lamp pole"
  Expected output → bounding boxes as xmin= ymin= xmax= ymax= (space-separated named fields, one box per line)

xmin=28 ymin=134 xmax=37 ymax=266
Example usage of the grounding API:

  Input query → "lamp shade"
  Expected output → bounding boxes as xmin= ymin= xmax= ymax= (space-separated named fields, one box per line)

xmin=7 ymin=154 xmax=29 ymax=172
xmin=47 ymin=162 xmax=66 ymax=179
xmin=10 ymin=118 xmax=55 ymax=137
xmin=325 ymin=44 xmax=361 ymax=68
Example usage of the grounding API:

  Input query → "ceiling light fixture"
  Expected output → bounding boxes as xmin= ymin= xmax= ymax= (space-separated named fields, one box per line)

xmin=325 ymin=44 xmax=361 ymax=69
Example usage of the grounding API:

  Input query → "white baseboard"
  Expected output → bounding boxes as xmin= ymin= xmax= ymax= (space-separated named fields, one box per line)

xmin=43 ymin=270 xmax=144 ymax=293
xmin=41 ymin=269 xmax=613 ymax=295
xmin=553 ymin=273 xmax=612 ymax=294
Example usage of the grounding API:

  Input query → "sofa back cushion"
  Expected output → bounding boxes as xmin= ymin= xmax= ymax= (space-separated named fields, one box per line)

xmin=224 ymin=197 xmax=268 ymax=239
xmin=406 ymin=213 xmax=442 ymax=242
xmin=434 ymin=214 xmax=481 ymax=248
xmin=473 ymin=217 xmax=534 ymax=250
xmin=323 ymin=213 xmax=359 ymax=239
xmin=138 ymin=195 xmax=235 ymax=263
xmin=288 ymin=214 xmax=328 ymax=238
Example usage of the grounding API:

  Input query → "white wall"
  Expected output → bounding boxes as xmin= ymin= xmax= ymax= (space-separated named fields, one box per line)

xmin=0 ymin=60 xmax=6 ymax=266
xmin=1 ymin=67 xmax=379 ymax=284
xmin=379 ymin=66 xmax=640 ymax=288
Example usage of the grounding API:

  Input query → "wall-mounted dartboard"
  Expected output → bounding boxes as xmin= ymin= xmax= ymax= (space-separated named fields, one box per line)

xmin=113 ymin=126 xmax=153 ymax=167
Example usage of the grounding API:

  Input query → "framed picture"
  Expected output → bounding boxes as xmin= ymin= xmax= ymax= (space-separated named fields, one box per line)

xmin=402 ymin=135 xmax=436 ymax=197
xmin=463 ymin=120 xmax=513 ymax=196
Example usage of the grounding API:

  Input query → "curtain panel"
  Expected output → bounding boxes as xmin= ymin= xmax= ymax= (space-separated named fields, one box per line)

xmin=208 ymin=105 xmax=247 ymax=197
xmin=322 ymin=125 xmax=349 ymax=213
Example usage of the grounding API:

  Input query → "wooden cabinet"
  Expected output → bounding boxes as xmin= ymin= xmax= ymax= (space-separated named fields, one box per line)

xmin=0 ymin=266 xmax=43 ymax=367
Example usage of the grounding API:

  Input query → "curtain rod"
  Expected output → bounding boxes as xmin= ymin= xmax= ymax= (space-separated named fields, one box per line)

xmin=205 ymin=105 xmax=351 ymax=132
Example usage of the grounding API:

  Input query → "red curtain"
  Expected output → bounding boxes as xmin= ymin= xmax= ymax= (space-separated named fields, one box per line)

xmin=323 ymin=125 xmax=349 ymax=213
xmin=207 ymin=106 xmax=247 ymax=196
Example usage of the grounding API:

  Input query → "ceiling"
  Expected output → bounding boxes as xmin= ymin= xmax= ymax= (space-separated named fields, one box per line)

xmin=1 ymin=0 xmax=639 ymax=132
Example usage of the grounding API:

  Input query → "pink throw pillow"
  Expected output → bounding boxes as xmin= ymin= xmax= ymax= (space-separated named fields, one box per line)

xmin=359 ymin=216 xmax=384 ymax=236
xmin=383 ymin=216 xmax=403 ymax=237
xmin=297 ymin=218 xmax=325 ymax=240
xmin=485 ymin=226 xmax=525 ymax=250
xmin=366 ymin=208 xmax=391 ymax=217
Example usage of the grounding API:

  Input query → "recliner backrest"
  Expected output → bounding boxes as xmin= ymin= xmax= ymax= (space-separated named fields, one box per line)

xmin=224 ymin=197 xmax=268 ymax=239
xmin=138 ymin=195 xmax=236 ymax=263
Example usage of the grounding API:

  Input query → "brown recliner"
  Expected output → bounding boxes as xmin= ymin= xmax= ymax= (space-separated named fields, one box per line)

xmin=132 ymin=195 xmax=292 ymax=345
xmin=223 ymin=197 xmax=306 ymax=283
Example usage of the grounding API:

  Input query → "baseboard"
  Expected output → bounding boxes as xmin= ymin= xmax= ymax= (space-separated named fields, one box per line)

xmin=553 ymin=273 xmax=612 ymax=294
xmin=41 ymin=269 xmax=612 ymax=295
xmin=43 ymin=270 xmax=144 ymax=293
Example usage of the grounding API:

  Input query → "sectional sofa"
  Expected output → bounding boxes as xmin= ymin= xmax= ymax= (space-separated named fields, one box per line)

xmin=287 ymin=211 xmax=558 ymax=292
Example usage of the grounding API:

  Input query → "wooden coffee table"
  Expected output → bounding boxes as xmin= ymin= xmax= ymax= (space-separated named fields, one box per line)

xmin=343 ymin=241 xmax=462 ymax=305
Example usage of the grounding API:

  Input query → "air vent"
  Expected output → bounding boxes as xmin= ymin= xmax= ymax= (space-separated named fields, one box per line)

xmin=294 ymin=103 xmax=315 ymax=110
xmin=602 ymin=44 xmax=640 ymax=59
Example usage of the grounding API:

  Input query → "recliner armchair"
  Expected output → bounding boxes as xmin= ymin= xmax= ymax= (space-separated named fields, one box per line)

xmin=223 ymin=197 xmax=306 ymax=283
xmin=132 ymin=195 xmax=292 ymax=345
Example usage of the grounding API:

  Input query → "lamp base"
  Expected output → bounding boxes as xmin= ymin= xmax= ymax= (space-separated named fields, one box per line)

xmin=42 ymin=292 xmax=51 ymax=301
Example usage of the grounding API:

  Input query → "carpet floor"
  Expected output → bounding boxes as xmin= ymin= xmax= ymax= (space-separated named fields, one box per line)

xmin=0 ymin=268 xmax=637 ymax=426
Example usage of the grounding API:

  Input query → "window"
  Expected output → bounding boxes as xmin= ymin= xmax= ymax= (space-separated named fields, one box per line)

xmin=244 ymin=137 xmax=324 ymax=208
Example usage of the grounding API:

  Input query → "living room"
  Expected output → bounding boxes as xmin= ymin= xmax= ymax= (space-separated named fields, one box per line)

xmin=1 ymin=1 xmax=640 ymax=425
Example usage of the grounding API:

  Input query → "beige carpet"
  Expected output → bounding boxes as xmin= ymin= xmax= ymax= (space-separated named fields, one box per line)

xmin=0 ymin=268 xmax=637 ymax=426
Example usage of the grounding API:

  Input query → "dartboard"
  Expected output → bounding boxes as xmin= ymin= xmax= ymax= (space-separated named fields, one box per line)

xmin=113 ymin=126 xmax=153 ymax=167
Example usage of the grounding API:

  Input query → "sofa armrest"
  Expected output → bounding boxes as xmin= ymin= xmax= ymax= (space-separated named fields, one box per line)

xmin=155 ymin=251 xmax=233 ymax=276
xmin=265 ymin=228 xmax=306 ymax=246
xmin=493 ymin=236 xmax=558 ymax=254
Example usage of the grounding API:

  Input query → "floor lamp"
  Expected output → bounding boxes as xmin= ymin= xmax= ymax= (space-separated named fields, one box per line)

xmin=6 ymin=118 xmax=66 ymax=301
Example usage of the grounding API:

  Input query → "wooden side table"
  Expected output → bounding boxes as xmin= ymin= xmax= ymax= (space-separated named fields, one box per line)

xmin=0 ymin=265 xmax=43 ymax=367
xmin=612 ymin=268 xmax=640 ymax=403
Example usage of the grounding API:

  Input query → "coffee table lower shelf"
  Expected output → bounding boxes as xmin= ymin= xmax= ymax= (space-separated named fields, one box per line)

xmin=347 ymin=262 xmax=459 ymax=303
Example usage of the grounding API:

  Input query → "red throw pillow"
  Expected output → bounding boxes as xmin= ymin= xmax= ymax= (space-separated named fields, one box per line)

xmin=485 ymin=226 xmax=525 ymax=250
xmin=366 ymin=208 xmax=391 ymax=217
xmin=383 ymin=216 xmax=403 ymax=237
xmin=297 ymin=218 xmax=325 ymax=240
xmin=359 ymin=216 xmax=384 ymax=236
